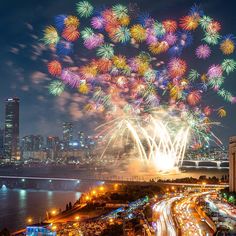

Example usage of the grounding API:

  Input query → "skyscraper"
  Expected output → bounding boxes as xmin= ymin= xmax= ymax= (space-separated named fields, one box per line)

xmin=78 ymin=131 xmax=85 ymax=148
xmin=22 ymin=135 xmax=44 ymax=151
xmin=62 ymin=122 xmax=73 ymax=143
xmin=229 ymin=136 xmax=236 ymax=192
xmin=4 ymin=98 xmax=20 ymax=161
xmin=46 ymin=136 xmax=60 ymax=160
xmin=0 ymin=127 xmax=4 ymax=156
xmin=46 ymin=136 xmax=60 ymax=150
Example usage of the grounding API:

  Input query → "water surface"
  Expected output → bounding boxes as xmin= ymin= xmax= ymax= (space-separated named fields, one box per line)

xmin=0 ymin=188 xmax=81 ymax=232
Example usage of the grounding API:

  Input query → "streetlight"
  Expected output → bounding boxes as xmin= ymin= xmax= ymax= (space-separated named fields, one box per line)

xmin=27 ymin=217 xmax=33 ymax=224
xmin=51 ymin=225 xmax=57 ymax=231
xmin=51 ymin=209 xmax=57 ymax=216
xmin=99 ymin=186 xmax=104 ymax=191
xmin=75 ymin=215 xmax=80 ymax=221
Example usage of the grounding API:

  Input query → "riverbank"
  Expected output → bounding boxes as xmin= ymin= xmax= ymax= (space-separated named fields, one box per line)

xmin=11 ymin=183 xmax=160 ymax=235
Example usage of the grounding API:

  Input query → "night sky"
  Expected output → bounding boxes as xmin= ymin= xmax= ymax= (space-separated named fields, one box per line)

xmin=0 ymin=0 xmax=236 ymax=144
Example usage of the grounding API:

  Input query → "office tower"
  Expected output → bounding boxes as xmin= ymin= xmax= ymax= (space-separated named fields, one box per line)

xmin=22 ymin=135 xmax=44 ymax=151
xmin=0 ymin=128 xmax=4 ymax=155
xmin=21 ymin=136 xmax=32 ymax=151
xmin=46 ymin=136 xmax=60 ymax=150
xmin=46 ymin=136 xmax=60 ymax=160
xmin=62 ymin=122 xmax=73 ymax=144
xmin=34 ymin=135 xmax=44 ymax=150
xmin=78 ymin=131 xmax=85 ymax=148
xmin=4 ymin=98 xmax=20 ymax=161
xmin=229 ymin=136 xmax=236 ymax=192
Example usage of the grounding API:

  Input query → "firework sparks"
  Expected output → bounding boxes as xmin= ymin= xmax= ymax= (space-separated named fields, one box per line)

xmin=42 ymin=2 xmax=236 ymax=173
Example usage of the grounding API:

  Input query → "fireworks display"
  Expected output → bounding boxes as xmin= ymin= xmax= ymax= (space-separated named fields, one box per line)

xmin=43 ymin=2 xmax=236 ymax=171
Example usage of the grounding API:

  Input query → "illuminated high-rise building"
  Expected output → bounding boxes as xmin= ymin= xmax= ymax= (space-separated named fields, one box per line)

xmin=22 ymin=135 xmax=44 ymax=151
xmin=0 ymin=127 xmax=4 ymax=156
xmin=46 ymin=136 xmax=60 ymax=150
xmin=62 ymin=122 xmax=73 ymax=143
xmin=4 ymin=97 xmax=20 ymax=161
xmin=46 ymin=136 xmax=60 ymax=160
xmin=78 ymin=131 xmax=85 ymax=148
xmin=229 ymin=136 xmax=236 ymax=192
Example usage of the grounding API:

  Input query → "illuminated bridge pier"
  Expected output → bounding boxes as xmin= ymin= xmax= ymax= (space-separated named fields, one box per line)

xmin=181 ymin=160 xmax=229 ymax=169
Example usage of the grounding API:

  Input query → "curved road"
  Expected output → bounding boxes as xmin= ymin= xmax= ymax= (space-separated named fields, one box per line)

xmin=153 ymin=193 xmax=216 ymax=236
xmin=153 ymin=197 xmax=179 ymax=236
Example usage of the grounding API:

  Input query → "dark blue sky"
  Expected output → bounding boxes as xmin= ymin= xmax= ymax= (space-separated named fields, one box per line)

xmin=0 ymin=0 xmax=235 ymax=144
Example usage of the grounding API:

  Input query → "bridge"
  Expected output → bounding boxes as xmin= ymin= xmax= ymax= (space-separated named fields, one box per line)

xmin=181 ymin=160 xmax=229 ymax=169
xmin=0 ymin=175 xmax=228 ymax=190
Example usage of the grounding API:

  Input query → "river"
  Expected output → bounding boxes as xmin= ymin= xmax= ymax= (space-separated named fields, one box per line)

xmin=0 ymin=188 xmax=81 ymax=232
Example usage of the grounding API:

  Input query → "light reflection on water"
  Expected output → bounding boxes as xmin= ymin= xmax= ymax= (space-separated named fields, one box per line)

xmin=0 ymin=188 xmax=81 ymax=232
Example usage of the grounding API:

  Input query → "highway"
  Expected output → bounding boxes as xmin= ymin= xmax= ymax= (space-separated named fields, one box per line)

xmin=46 ymin=203 xmax=87 ymax=223
xmin=205 ymin=195 xmax=236 ymax=220
xmin=153 ymin=197 xmax=179 ymax=236
xmin=153 ymin=192 xmax=217 ymax=236
xmin=174 ymin=193 xmax=216 ymax=236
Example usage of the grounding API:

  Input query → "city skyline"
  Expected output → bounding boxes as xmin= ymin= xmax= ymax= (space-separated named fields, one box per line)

xmin=0 ymin=0 xmax=236 ymax=144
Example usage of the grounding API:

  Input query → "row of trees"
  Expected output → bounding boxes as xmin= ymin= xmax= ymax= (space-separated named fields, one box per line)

xmin=220 ymin=188 xmax=236 ymax=205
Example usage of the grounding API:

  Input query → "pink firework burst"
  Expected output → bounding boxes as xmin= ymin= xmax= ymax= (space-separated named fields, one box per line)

xmin=128 ymin=58 xmax=139 ymax=72
xmin=195 ymin=44 xmax=211 ymax=59
xmin=91 ymin=16 xmax=105 ymax=29
xmin=61 ymin=69 xmax=81 ymax=87
xmin=231 ymin=97 xmax=236 ymax=104
xmin=207 ymin=64 xmax=223 ymax=78
xmin=164 ymin=33 xmax=177 ymax=46
xmin=146 ymin=28 xmax=157 ymax=45
xmin=84 ymin=34 xmax=104 ymax=49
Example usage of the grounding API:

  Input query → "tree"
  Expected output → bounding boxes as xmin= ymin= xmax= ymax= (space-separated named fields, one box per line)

xmin=144 ymin=205 xmax=153 ymax=221
xmin=101 ymin=224 xmax=123 ymax=236
xmin=228 ymin=195 xmax=235 ymax=204
xmin=69 ymin=202 xmax=72 ymax=210
xmin=199 ymin=175 xmax=207 ymax=181
xmin=0 ymin=228 xmax=10 ymax=236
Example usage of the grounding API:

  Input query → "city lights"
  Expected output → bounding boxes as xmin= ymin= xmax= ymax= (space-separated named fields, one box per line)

xmin=26 ymin=217 xmax=33 ymax=224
